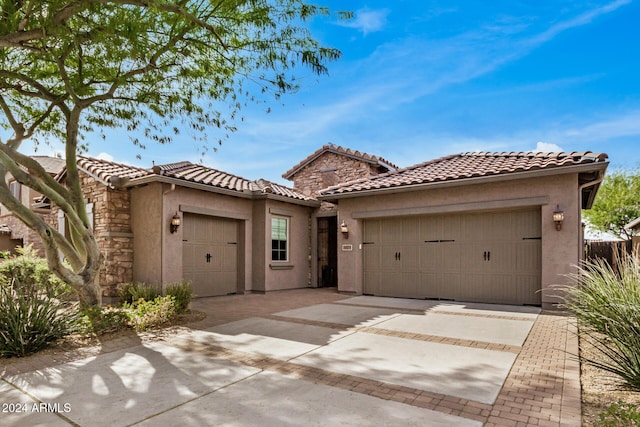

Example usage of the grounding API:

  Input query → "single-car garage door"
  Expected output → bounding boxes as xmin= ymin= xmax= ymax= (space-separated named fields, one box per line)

xmin=363 ymin=208 xmax=541 ymax=305
xmin=182 ymin=213 xmax=238 ymax=297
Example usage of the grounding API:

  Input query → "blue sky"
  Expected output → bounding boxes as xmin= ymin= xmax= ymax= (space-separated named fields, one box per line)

xmin=24 ymin=0 xmax=640 ymax=184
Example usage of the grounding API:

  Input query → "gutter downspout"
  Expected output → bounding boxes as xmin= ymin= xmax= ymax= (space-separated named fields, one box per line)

xmin=161 ymin=183 xmax=176 ymax=290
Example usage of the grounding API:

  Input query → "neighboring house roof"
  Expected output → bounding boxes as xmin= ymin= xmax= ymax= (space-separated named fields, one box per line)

xmin=625 ymin=216 xmax=640 ymax=231
xmin=76 ymin=156 xmax=151 ymax=185
xmin=31 ymin=156 xmax=66 ymax=175
xmin=282 ymin=143 xmax=399 ymax=180
xmin=320 ymin=151 xmax=609 ymax=207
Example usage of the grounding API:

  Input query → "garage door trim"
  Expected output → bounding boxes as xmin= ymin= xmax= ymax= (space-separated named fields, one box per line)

xmin=352 ymin=196 xmax=549 ymax=219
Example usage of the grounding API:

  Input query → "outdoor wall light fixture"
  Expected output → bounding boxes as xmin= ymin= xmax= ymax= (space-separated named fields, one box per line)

xmin=170 ymin=212 xmax=181 ymax=234
xmin=553 ymin=205 xmax=564 ymax=231
xmin=340 ymin=220 xmax=349 ymax=238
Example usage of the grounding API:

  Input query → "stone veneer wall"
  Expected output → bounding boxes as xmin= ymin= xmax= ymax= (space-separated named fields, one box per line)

xmin=0 ymin=213 xmax=50 ymax=255
xmin=50 ymin=171 xmax=133 ymax=298
xmin=291 ymin=152 xmax=382 ymax=196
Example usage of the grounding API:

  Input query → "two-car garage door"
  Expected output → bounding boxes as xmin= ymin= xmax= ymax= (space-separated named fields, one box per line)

xmin=363 ymin=208 xmax=541 ymax=305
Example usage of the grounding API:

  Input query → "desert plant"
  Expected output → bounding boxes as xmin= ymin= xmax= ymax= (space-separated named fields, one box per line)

xmin=0 ymin=281 xmax=77 ymax=358
xmin=0 ymin=245 xmax=74 ymax=299
xmin=597 ymin=401 xmax=640 ymax=426
xmin=78 ymin=304 xmax=129 ymax=335
xmin=117 ymin=282 xmax=158 ymax=304
xmin=165 ymin=281 xmax=193 ymax=314
xmin=561 ymin=254 xmax=640 ymax=391
xmin=123 ymin=296 xmax=178 ymax=331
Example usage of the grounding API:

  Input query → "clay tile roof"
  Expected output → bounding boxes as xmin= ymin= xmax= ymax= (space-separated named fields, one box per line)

xmin=31 ymin=156 xmax=66 ymax=175
xmin=154 ymin=161 xmax=252 ymax=192
xmin=77 ymin=156 xmax=151 ymax=184
xmin=282 ymin=143 xmax=399 ymax=180
xmin=251 ymin=179 xmax=316 ymax=201
xmin=321 ymin=151 xmax=608 ymax=196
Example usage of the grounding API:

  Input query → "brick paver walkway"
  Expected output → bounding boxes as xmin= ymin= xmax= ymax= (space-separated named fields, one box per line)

xmin=1 ymin=288 xmax=581 ymax=426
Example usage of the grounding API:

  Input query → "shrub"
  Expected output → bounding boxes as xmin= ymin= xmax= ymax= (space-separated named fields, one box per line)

xmin=78 ymin=304 xmax=129 ymax=335
xmin=123 ymin=296 xmax=178 ymax=331
xmin=117 ymin=282 xmax=158 ymax=304
xmin=0 ymin=281 xmax=77 ymax=358
xmin=165 ymin=281 xmax=192 ymax=314
xmin=561 ymin=254 xmax=640 ymax=392
xmin=0 ymin=245 xmax=74 ymax=299
xmin=597 ymin=401 xmax=640 ymax=427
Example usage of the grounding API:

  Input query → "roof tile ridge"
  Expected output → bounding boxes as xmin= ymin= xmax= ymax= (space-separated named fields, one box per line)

xmin=78 ymin=155 xmax=149 ymax=173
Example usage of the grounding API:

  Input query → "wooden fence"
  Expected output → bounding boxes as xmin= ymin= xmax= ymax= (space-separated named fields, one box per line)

xmin=585 ymin=240 xmax=634 ymax=273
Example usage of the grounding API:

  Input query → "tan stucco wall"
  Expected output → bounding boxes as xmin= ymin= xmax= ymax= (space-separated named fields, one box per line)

xmin=333 ymin=173 xmax=582 ymax=308
xmin=131 ymin=183 xmax=164 ymax=288
xmin=155 ymin=185 xmax=254 ymax=294
xmin=252 ymin=198 xmax=313 ymax=291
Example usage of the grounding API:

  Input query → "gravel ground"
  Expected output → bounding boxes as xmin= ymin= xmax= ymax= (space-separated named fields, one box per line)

xmin=579 ymin=332 xmax=640 ymax=426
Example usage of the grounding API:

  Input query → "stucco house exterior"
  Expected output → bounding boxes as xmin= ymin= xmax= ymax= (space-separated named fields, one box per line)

xmin=3 ymin=145 xmax=607 ymax=308
xmin=320 ymin=151 xmax=608 ymax=309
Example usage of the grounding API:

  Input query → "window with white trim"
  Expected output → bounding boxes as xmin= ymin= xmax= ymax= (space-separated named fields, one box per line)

xmin=271 ymin=217 xmax=288 ymax=261
xmin=9 ymin=180 xmax=20 ymax=201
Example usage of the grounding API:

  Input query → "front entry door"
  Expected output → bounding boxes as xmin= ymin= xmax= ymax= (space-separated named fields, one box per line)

xmin=317 ymin=217 xmax=338 ymax=287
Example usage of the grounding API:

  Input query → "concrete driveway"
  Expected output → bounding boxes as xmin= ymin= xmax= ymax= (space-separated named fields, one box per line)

xmin=0 ymin=289 xmax=581 ymax=426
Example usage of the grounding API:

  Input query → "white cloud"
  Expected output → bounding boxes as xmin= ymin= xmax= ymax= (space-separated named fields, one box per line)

xmin=534 ymin=142 xmax=563 ymax=152
xmin=96 ymin=152 xmax=114 ymax=162
xmin=340 ymin=8 xmax=390 ymax=35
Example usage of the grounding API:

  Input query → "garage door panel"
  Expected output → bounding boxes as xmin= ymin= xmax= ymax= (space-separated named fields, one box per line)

xmin=420 ymin=273 xmax=438 ymax=298
xmin=440 ymin=243 xmax=461 ymax=271
xmin=381 ymin=246 xmax=399 ymax=270
xmin=183 ymin=214 xmax=238 ymax=298
xmin=401 ymin=245 xmax=419 ymax=270
xmin=363 ymin=208 xmax=541 ymax=305
xmin=460 ymin=243 xmax=486 ymax=272
xmin=364 ymin=245 xmax=380 ymax=270
xmin=420 ymin=245 xmax=440 ymax=272
xmin=438 ymin=274 xmax=462 ymax=300
xmin=487 ymin=243 xmax=516 ymax=273
xmin=364 ymin=220 xmax=380 ymax=242
xmin=381 ymin=218 xmax=403 ymax=242
xmin=517 ymin=241 xmax=542 ymax=273
xmin=364 ymin=270 xmax=380 ymax=295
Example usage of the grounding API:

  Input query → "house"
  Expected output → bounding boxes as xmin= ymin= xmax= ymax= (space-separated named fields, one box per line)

xmin=47 ymin=157 xmax=318 ymax=301
xmin=282 ymin=143 xmax=398 ymax=286
xmin=320 ymin=151 xmax=608 ymax=309
xmin=3 ymin=146 xmax=608 ymax=309
xmin=0 ymin=156 xmax=65 ymax=254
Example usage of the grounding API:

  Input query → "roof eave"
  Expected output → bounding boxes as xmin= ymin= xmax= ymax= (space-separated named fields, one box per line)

xmin=252 ymin=192 xmax=320 ymax=207
xmin=320 ymin=161 xmax=610 ymax=202
xmin=126 ymin=174 xmax=319 ymax=205
xmin=125 ymin=175 xmax=254 ymax=199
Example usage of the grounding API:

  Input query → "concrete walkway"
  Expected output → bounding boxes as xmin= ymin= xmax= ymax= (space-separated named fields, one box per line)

xmin=0 ymin=288 xmax=581 ymax=426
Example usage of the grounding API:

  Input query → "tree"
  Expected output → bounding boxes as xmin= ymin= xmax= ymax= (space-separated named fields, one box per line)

xmin=583 ymin=169 xmax=640 ymax=240
xmin=0 ymin=0 xmax=349 ymax=304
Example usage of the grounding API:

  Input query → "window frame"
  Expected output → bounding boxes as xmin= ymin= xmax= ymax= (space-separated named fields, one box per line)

xmin=9 ymin=180 xmax=21 ymax=201
xmin=271 ymin=216 xmax=289 ymax=262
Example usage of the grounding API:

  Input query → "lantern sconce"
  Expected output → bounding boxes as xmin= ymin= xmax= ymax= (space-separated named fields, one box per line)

xmin=340 ymin=220 xmax=349 ymax=238
xmin=553 ymin=205 xmax=564 ymax=231
xmin=170 ymin=212 xmax=181 ymax=234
